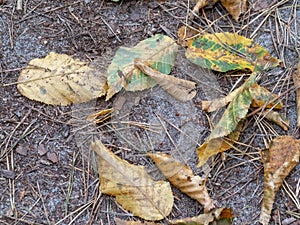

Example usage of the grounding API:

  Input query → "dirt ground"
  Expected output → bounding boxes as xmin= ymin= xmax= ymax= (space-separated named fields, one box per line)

xmin=0 ymin=0 xmax=299 ymax=224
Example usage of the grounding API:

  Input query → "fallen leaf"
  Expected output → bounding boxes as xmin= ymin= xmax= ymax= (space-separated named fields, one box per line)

xmin=17 ymin=52 xmax=107 ymax=106
xmin=91 ymin=140 xmax=173 ymax=221
xmin=220 ymin=0 xmax=247 ymax=21
xmin=196 ymin=122 xmax=243 ymax=167
xmin=134 ymin=58 xmax=197 ymax=102
xmin=148 ymin=152 xmax=215 ymax=212
xmin=16 ymin=144 xmax=28 ymax=156
xmin=259 ymin=136 xmax=300 ymax=225
xmin=47 ymin=152 xmax=59 ymax=163
xmin=178 ymin=27 xmax=280 ymax=72
xmin=106 ymin=34 xmax=178 ymax=100
xmin=262 ymin=110 xmax=289 ymax=131
xmin=86 ymin=108 xmax=113 ymax=124
xmin=170 ymin=208 xmax=233 ymax=225
xmin=114 ymin=218 xmax=159 ymax=225
xmin=37 ymin=144 xmax=48 ymax=156
xmin=292 ymin=57 xmax=300 ymax=126
xmin=249 ymin=83 xmax=282 ymax=109
xmin=208 ymin=74 xmax=255 ymax=140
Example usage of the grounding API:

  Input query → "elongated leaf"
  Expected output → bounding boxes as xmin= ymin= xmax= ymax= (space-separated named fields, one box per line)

xmin=259 ymin=136 xmax=299 ymax=225
xmin=148 ymin=153 xmax=215 ymax=212
xmin=208 ymin=74 xmax=255 ymax=140
xmin=179 ymin=27 xmax=280 ymax=72
xmin=17 ymin=52 xmax=107 ymax=106
xmin=106 ymin=34 xmax=178 ymax=100
xmin=292 ymin=57 xmax=300 ymax=126
xmin=134 ymin=58 xmax=196 ymax=102
xmin=197 ymin=122 xmax=243 ymax=167
xmin=170 ymin=208 xmax=233 ymax=225
xmin=91 ymin=140 xmax=174 ymax=221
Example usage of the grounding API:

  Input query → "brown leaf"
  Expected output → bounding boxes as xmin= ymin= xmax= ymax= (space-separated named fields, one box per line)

xmin=170 ymin=208 xmax=233 ymax=224
xmin=134 ymin=58 xmax=196 ymax=102
xmin=220 ymin=0 xmax=247 ymax=21
xmin=114 ymin=218 xmax=159 ymax=225
xmin=91 ymin=140 xmax=174 ymax=221
xmin=148 ymin=152 xmax=215 ymax=212
xmin=292 ymin=57 xmax=300 ymax=126
xmin=259 ymin=136 xmax=300 ymax=225
xmin=262 ymin=110 xmax=289 ymax=131
xmin=16 ymin=144 xmax=28 ymax=156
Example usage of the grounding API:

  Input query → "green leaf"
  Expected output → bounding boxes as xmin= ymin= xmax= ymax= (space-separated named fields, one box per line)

xmin=106 ymin=34 xmax=178 ymax=100
xmin=184 ymin=32 xmax=280 ymax=72
xmin=208 ymin=74 xmax=256 ymax=139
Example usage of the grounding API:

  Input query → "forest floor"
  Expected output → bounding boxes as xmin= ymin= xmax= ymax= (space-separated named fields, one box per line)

xmin=0 ymin=0 xmax=299 ymax=224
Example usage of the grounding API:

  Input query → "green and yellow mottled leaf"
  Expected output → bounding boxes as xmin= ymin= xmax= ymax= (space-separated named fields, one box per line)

xmin=106 ymin=34 xmax=178 ymax=100
xmin=179 ymin=27 xmax=280 ymax=72
xmin=91 ymin=140 xmax=174 ymax=221
xmin=17 ymin=52 xmax=107 ymax=106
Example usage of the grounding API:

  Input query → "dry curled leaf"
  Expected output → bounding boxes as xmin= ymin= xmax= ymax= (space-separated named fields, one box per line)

xmin=259 ymin=136 xmax=300 ymax=225
xmin=114 ymin=218 xmax=159 ymax=225
xmin=220 ymin=0 xmax=247 ymax=21
xmin=262 ymin=110 xmax=289 ymax=131
xmin=170 ymin=208 xmax=233 ymax=225
xmin=148 ymin=152 xmax=215 ymax=212
xmin=17 ymin=52 xmax=107 ymax=106
xmin=134 ymin=58 xmax=197 ymax=102
xmin=91 ymin=140 xmax=173 ymax=221
xmin=292 ymin=57 xmax=300 ymax=126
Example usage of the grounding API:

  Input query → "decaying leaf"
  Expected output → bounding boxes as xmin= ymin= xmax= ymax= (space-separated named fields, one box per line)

xmin=178 ymin=26 xmax=280 ymax=72
xmin=209 ymin=75 xmax=255 ymax=140
xmin=249 ymin=83 xmax=282 ymax=109
xmin=86 ymin=108 xmax=113 ymax=124
xmin=262 ymin=110 xmax=289 ymax=131
xmin=106 ymin=34 xmax=178 ymax=100
xmin=17 ymin=52 xmax=107 ymax=106
xmin=220 ymin=0 xmax=247 ymax=21
xmin=114 ymin=218 xmax=159 ymax=225
xmin=292 ymin=57 xmax=300 ymax=126
xmin=170 ymin=208 xmax=233 ymax=225
xmin=259 ymin=136 xmax=300 ymax=225
xmin=134 ymin=58 xmax=197 ymax=102
xmin=91 ymin=140 xmax=174 ymax=221
xmin=148 ymin=153 xmax=215 ymax=212
xmin=196 ymin=122 xmax=243 ymax=167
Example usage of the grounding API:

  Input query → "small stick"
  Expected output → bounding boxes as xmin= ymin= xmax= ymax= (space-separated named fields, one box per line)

xmin=292 ymin=58 xmax=300 ymax=126
xmin=17 ymin=0 xmax=22 ymax=11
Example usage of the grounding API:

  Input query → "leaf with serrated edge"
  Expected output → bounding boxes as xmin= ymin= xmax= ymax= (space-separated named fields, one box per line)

xmin=17 ymin=52 xmax=107 ymax=106
xmin=106 ymin=34 xmax=178 ymax=100
xmin=208 ymin=74 xmax=255 ymax=140
xmin=91 ymin=140 xmax=173 ymax=221
xmin=134 ymin=58 xmax=196 ymax=102
xmin=197 ymin=122 xmax=243 ymax=167
xmin=170 ymin=208 xmax=233 ymax=225
xmin=180 ymin=27 xmax=280 ymax=72
xmin=259 ymin=136 xmax=299 ymax=225
xmin=148 ymin=153 xmax=215 ymax=212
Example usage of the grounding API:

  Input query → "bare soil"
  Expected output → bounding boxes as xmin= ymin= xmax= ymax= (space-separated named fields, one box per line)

xmin=0 ymin=0 xmax=299 ymax=225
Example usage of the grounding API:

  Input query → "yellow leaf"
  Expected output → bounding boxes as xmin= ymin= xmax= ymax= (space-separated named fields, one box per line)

xmin=134 ymin=58 xmax=197 ymax=102
xmin=91 ymin=140 xmax=174 ymax=221
xmin=17 ymin=52 xmax=107 ymax=106
xmin=170 ymin=208 xmax=233 ymax=224
xmin=114 ymin=218 xmax=159 ymax=225
xmin=220 ymin=0 xmax=247 ymax=21
xmin=259 ymin=136 xmax=300 ymax=225
xmin=197 ymin=122 xmax=243 ymax=167
xmin=148 ymin=153 xmax=215 ymax=212
xmin=292 ymin=57 xmax=300 ymax=126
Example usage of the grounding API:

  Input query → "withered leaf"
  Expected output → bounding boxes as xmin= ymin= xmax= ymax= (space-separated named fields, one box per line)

xmin=220 ymin=0 xmax=247 ymax=21
xmin=259 ymin=136 xmax=300 ymax=225
xmin=91 ymin=140 xmax=174 ymax=221
xmin=114 ymin=218 xmax=159 ymax=225
xmin=134 ymin=58 xmax=197 ymax=102
xmin=148 ymin=152 xmax=215 ymax=212
xmin=17 ymin=52 xmax=107 ymax=106
xmin=292 ymin=57 xmax=300 ymax=126
xmin=262 ymin=110 xmax=289 ymax=131
xmin=170 ymin=208 xmax=233 ymax=225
